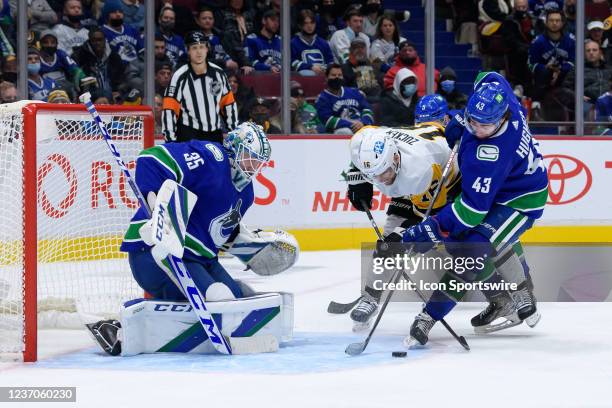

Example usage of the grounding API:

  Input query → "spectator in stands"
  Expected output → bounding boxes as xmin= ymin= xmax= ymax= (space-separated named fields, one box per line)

xmin=451 ymin=0 xmax=479 ymax=54
xmin=315 ymin=63 xmax=374 ymax=134
xmin=503 ymin=0 xmax=535 ymax=88
xmin=27 ymin=48 xmax=57 ymax=101
xmin=0 ymin=81 xmax=16 ymax=103
xmin=158 ymin=0 xmax=198 ymax=37
xmin=529 ymin=0 xmax=563 ymax=34
xmin=228 ymin=73 xmax=257 ymax=122
xmin=1 ymin=56 xmax=17 ymax=84
xmin=587 ymin=20 xmax=611 ymax=63
xmin=39 ymin=30 xmax=86 ymax=95
xmin=595 ymin=74 xmax=612 ymax=134
xmin=72 ymin=27 xmax=126 ymax=101
xmin=370 ymin=15 xmax=406 ymax=74
xmin=155 ymin=61 xmax=173 ymax=95
xmin=330 ymin=7 xmax=370 ymax=64
xmin=154 ymin=34 xmax=173 ymax=66
xmin=194 ymin=6 xmax=239 ymax=72
xmin=101 ymin=0 xmax=143 ymax=64
xmin=384 ymin=40 xmax=438 ymax=97
xmin=246 ymin=9 xmax=282 ymax=72
xmin=361 ymin=0 xmax=383 ymax=38
xmin=157 ymin=6 xmax=186 ymax=67
xmin=216 ymin=0 xmax=255 ymax=75
xmin=437 ymin=66 xmax=467 ymax=110
xmin=528 ymin=9 xmax=575 ymax=104
xmin=20 ymin=0 xmax=58 ymax=34
xmin=250 ymin=97 xmax=282 ymax=134
xmin=563 ymin=0 xmax=577 ymax=34
xmin=291 ymin=9 xmax=333 ymax=76
xmin=47 ymin=88 xmax=71 ymax=103
xmin=290 ymin=80 xmax=323 ymax=133
xmin=378 ymin=67 xmax=418 ymax=127
xmin=565 ymin=40 xmax=612 ymax=115
xmin=120 ymin=0 xmax=144 ymax=31
xmin=154 ymin=93 xmax=163 ymax=135
xmin=341 ymin=38 xmax=381 ymax=102
xmin=53 ymin=0 xmax=90 ymax=55
xmin=121 ymin=88 xmax=142 ymax=105
xmin=317 ymin=0 xmax=343 ymax=40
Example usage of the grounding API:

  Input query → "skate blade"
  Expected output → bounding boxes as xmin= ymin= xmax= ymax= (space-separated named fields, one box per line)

xmin=474 ymin=316 xmax=523 ymax=334
xmin=525 ymin=311 xmax=541 ymax=328
xmin=352 ymin=320 xmax=372 ymax=332
xmin=403 ymin=336 xmax=425 ymax=349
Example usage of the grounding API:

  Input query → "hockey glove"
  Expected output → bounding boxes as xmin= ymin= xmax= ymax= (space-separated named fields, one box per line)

xmin=346 ymin=167 xmax=373 ymax=211
xmin=444 ymin=112 xmax=465 ymax=149
xmin=374 ymin=227 xmax=405 ymax=259
xmin=403 ymin=217 xmax=448 ymax=254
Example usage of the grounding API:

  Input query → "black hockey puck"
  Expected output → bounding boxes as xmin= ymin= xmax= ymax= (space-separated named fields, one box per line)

xmin=392 ymin=351 xmax=407 ymax=358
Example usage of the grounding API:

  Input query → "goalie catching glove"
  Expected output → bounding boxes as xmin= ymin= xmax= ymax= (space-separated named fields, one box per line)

xmin=222 ymin=224 xmax=299 ymax=276
xmin=139 ymin=179 xmax=198 ymax=263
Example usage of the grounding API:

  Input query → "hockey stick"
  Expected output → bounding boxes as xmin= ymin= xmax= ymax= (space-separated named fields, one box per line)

xmin=327 ymin=296 xmax=363 ymax=314
xmin=363 ymin=206 xmax=470 ymax=351
xmin=346 ymin=142 xmax=462 ymax=356
xmin=80 ymin=93 xmax=233 ymax=355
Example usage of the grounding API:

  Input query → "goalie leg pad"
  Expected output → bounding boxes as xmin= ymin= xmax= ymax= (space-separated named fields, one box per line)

xmin=225 ymin=224 xmax=299 ymax=276
xmin=119 ymin=290 xmax=294 ymax=356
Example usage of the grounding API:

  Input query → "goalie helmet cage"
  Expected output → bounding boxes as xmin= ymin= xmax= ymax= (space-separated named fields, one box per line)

xmin=0 ymin=102 xmax=153 ymax=362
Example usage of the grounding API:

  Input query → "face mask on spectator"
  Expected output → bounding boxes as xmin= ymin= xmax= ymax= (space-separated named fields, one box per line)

xmin=400 ymin=84 xmax=416 ymax=98
xmin=327 ymin=77 xmax=343 ymax=90
xmin=441 ymin=80 xmax=455 ymax=93
xmin=160 ymin=21 xmax=175 ymax=32
xmin=42 ymin=46 xmax=57 ymax=56
xmin=67 ymin=14 xmax=82 ymax=23
xmin=110 ymin=17 xmax=123 ymax=28
xmin=27 ymin=63 xmax=41 ymax=75
xmin=400 ymin=56 xmax=416 ymax=65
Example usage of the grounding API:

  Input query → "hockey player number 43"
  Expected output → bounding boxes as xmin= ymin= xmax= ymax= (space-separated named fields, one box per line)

xmin=472 ymin=177 xmax=491 ymax=193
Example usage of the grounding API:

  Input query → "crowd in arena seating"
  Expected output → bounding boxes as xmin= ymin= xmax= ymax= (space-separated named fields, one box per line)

xmin=0 ymin=0 xmax=610 ymax=134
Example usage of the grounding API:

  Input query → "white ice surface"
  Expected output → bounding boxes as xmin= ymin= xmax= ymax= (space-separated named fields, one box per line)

xmin=1 ymin=250 xmax=611 ymax=408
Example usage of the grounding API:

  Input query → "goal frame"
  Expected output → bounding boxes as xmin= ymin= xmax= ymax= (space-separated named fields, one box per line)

xmin=20 ymin=103 xmax=154 ymax=362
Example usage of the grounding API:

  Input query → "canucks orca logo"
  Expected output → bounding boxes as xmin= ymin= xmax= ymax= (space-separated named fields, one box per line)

xmin=209 ymin=199 xmax=243 ymax=246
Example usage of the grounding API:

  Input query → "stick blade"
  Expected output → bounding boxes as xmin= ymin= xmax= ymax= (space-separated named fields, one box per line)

xmin=327 ymin=296 xmax=362 ymax=314
xmin=345 ymin=342 xmax=365 ymax=356
xmin=459 ymin=336 xmax=470 ymax=351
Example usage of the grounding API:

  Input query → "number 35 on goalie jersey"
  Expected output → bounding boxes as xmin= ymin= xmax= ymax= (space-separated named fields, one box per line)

xmin=120 ymin=140 xmax=254 ymax=261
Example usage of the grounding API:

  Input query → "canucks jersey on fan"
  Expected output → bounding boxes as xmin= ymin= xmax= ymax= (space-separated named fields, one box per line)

xmin=121 ymin=141 xmax=254 ymax=260
xmin=40 ymin=49 xmax=80 ymax=84
xmin=315 ymin=87 xmax=374 ymax=131
xmin=436 ymin=94 xmax=548 ymax=236
xmin=290 ymin=34 xmax=334 ymax=71
xmin=245 ymin=33 xmax=282 ymax=70
xmin=102 ymin=24 xmax=144 ymax=63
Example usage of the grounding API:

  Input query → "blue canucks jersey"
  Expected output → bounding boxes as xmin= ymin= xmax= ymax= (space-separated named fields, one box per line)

xmin=40 ymin=50 xmax=79 ymax=83
xmin=314 ymin=87 xmax=374 ymax=131
xmin=102 ymin=24 xmax=144 ymax=63
xmin=28 ymin=76 xmax=56 ymax=101
xmin=437 ymin=104 xmax=549 ymax=236
xmin=121 ymin=141 xmax=254 ymax=261
xmin=528 ymin=32 xmax=575 ymax=75
xmin=290 ymin=34 xmax=334 ymax=71
xmin=245 ymin=33 xmax=282 ymax=71
xmin=208 ymin=34 xmax=230 ymax=63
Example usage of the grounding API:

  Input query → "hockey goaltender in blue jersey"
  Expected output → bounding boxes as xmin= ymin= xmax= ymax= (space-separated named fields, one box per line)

xmin=120 ymin=140 xmax=254 ymax=260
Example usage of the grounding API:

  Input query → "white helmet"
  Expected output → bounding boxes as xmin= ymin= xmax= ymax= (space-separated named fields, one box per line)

xmin=350 ymin=127 xmax=399 ymax=180
xmin=224 ymin=122 xmax=272 ymax=190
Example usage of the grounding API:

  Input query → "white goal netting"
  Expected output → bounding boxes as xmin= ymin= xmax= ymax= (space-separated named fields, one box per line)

xmin=0 ymin=102 xmax=151 ymax=357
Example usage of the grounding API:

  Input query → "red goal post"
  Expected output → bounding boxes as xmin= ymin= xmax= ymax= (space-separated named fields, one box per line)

xmin=0 ymin=102 xmax=153 ymax=362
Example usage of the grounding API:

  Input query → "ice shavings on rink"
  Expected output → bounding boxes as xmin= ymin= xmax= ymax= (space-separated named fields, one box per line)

xmin=36 ymin=332 xmax=433 ymax=374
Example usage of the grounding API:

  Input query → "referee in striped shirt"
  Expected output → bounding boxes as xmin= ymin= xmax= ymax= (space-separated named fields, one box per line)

xmin=162 ymin=31 xmax=238 ymax=143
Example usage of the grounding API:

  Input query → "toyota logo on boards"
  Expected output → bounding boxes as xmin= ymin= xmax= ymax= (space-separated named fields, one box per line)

xmin=544 ymin=154 xmax=592 ymax=205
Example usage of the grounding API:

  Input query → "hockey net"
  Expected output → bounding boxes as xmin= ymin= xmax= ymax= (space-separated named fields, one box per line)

xmin=0 ymin=102 xmax=153 ymax=361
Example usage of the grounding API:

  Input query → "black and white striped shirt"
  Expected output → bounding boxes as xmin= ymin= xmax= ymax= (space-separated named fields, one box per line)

xmin=162 ymin=62 xmax=238 ymax=141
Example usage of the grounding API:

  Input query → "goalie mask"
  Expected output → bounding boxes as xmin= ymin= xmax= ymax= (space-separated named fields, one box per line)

xmin=351 ymin=128 xmax=400 ymax=186
xmin=224 ymin=122 xmax=272 ymax=191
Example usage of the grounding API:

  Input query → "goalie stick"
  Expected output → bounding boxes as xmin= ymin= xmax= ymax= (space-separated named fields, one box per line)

xmin=327 ymin=296 xmax=363 ymax=314
xmin=346 ymin=142 xmax=463 ymax=356
xmin=80 ymin=93 xmax=234 ymax=355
